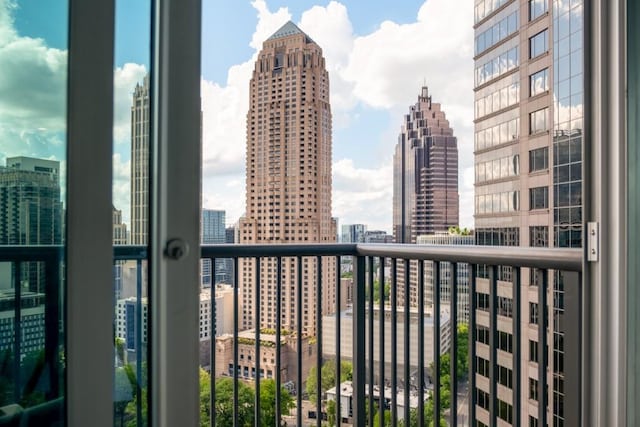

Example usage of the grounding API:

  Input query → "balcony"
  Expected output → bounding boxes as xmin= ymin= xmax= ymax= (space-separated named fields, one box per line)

xmin=0 ymin=243 xmax=581 ymax=426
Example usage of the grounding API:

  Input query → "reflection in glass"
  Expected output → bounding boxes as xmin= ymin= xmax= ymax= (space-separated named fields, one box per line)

xmin=0 ymin=0 xmax=67 ymax=424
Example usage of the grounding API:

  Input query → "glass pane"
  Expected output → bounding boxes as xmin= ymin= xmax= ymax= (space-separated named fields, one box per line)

xmin=0 ymin=0 xmax=67 ymax=424
xmin=113 ymin=0 xmax=151 ymax=425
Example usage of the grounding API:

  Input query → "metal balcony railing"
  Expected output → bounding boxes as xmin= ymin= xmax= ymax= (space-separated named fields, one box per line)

xmin=0 ymin=244 xmax=582 ymax=426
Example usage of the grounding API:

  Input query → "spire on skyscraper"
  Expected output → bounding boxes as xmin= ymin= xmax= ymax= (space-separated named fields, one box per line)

xmin=267 ymin=20 xmax=314 ymax=43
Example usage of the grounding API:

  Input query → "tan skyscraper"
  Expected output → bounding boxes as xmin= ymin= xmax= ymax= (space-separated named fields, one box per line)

xmin=239 ymin=22 xmax=337 ymax=336
xmin=130 ymin=75 xmax=150 ymax=245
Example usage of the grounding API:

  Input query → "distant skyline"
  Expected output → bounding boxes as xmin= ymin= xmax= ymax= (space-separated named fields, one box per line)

xmin=2 ymin=0 xmax=475 ymax=232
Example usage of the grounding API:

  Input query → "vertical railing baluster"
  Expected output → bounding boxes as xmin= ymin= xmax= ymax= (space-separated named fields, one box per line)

xmin=297 ymin=255 xmax=303 ymax=426
xmin=489 ymin=265 xmax=498 ymax=426
xmin=538 ymin=269 xmax=548 ymax=427
xmin=335 ymin=255 xmax=341 ymax=426
xmin=136 ymin=258 xmax=143 ymax=427
xmin=433 ymin=261 xmax=441 ymax=426
xmin=403 ymin=259 xmax=410 ymax=426
xmin=210 ymin=257 xmax=216 ymax=427
xmin=469 ymin=264 xmax=477 ymax=427
xmin=563 ymin=270 xmax=582 ymax=425
xmin=368 ymin=256 xmax=375 ymax=427
xmin=390 ymin=259 xmax=397 ymax=427
xmin=417 ymin=260 xmax=425 ymax=427
xmin=450 ymin=262 xmax=458 ymax=426
xmin=254 ymin=257 xmax=261 ymax=427
xmin=379 ymin=257 xmax=386 ymax=427
xmin=276 ymin=257 xmax=282 ymax=426
xmin=316 ymin=256 xmax=323 ymax=427
xmin=513 ymin=267 xmax=521 ymax=426
xmin=233 ymin=257 xmax=239 ymax=427
xmin=353 ymin=255 xmax=366 ymax=426
xmin=44 ymin=254 xmax=61 ymax=399
xmin=13 ymin=261 xmax=21 ymax=403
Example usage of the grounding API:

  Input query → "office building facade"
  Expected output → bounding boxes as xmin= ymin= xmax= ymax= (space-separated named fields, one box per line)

xmin=473 ymin=0 xmax=583 ymax=424
xmin=392 ymin=88 xmax=460 ymax=308
xmin=238 ymin=21 xmax=337 ymax=337
xmin=201 ymin=209 xmax=229 ymax=286
xmin=417 ymin=232 xmax=474 ymax=324
xmin=341 ymin=223 xmax=367 ymax=243
xmin=393 ymin=87 xmax=459 ymax=244
xmin=130 ymin=75 xmax=150 ymax=246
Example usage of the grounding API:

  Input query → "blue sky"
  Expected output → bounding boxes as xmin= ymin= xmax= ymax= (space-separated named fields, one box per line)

xmin=4 ymin=0 xmax=475 ymax=232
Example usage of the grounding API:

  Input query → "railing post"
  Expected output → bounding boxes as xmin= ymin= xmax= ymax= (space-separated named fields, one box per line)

xmin=353 ymin=255 xmax=366 ymax=426
xmin=469 ymin=265 xmax=477 ymax=427
xmin=564 ymin=271 xmax=582 ymax=425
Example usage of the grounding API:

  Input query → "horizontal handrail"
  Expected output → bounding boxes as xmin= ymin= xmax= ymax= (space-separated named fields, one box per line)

xmin=200 ymin=243 xmax=582 ymax=272
xmin=0 ymin=243 xmax=583 ymax=272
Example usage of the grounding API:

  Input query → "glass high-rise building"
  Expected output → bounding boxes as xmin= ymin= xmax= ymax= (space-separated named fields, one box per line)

xmin=473 ymin=0 xmax=583 ymax=425
xmin=393 ymin=86 xmax=459 ymax=244
xmin=341 ymin=223 xmax=367 ymax=243
xmin=201 ymin=209 xmax=228 ymax=286
xmin=392 ymin=87 xmax=460 ymax=308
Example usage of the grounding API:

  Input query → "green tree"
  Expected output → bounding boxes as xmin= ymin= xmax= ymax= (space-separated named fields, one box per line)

xmin=373 ymin=409 xmax=392 ymax=426
xmin=370 ymin=279 xmax=390 ymax=302
xmin=306 ymin=359 xmax=353 ymax=403
xmin=115 ymin=337 xmax=126 ymax=365
xmin=213 ymin=377 xmax=255 ymax=426
xmin=259 ymin=378 xmax=294 ymax=425
xmin=326 ymin=398 xmax=337 ymax=427
xmin=199 ymin=368 xmax=211 ymax=427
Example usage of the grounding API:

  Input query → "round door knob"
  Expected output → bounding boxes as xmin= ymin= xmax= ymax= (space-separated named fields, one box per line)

xmin=165 ymin=238 xmax=189 ymax=260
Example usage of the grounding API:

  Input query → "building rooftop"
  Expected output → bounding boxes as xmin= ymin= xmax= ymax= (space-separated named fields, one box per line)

xmin=267 ymin=21 xmax=314 ymax=43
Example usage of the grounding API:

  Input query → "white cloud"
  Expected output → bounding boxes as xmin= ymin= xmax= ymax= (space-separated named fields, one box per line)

xmin=112 ymin=153 xmax=131 ymax=223
xmin=332 ymin=158 xmax=393 ymax=231
xmin=249 ymin=0 xmax=292 ymax=52
xmin=201 ymin=0 xmax=476 ymax=230
xmin=0 ymin=0 xmax=67 ymax=161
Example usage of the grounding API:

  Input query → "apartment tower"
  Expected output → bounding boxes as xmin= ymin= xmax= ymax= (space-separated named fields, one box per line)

xmin=238 ymin=22 xmax=337 ymax=336
xmin=473 ymin=0 xmax=583 ymax=425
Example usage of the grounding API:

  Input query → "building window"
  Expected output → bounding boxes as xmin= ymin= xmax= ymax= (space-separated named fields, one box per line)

xmin=529 ymin=0 xmax=548 ymax=21
xmin=530 ymin=302 xmax=540 ymax=324
xmin=530 ymin=68 xmax=549 ymax=96
xmin=477 ymin=293 xmax=490 ymax=311
xmin=530 ymin=340 xmax=539 ymax=363
xmin=530 ymin=226 xmax=549 ymax=247
xmin=530 ymin=186 xmax=549 ymax=210
xmin=530 ymin=377 xmax=539 ymax=401
xmin=497 ymin=297 xmax=513 ymax=318
xmin=498 ymin=399 xmax=514 ymax=423
xmin=498 ymin=331 xmax=513 ymax=353
xmin=477 ymin=356 xmax=490 ymax=377
xmin=529 ymin=29 xmax=548 ymax=58
xmin=529 ymin=415 xmax=539 ymax=427
xmin=477 ymin=326 xmax=490 ymax=345
xmin=529 ymin=146 xmax=549 ymax=172
xmin=476 ymin=388 xmax=490 ymax=410
xmin=498 ymin=365 xmax=513 ymax=389
xmin=530 ymin=107 xmax=549 ymax=134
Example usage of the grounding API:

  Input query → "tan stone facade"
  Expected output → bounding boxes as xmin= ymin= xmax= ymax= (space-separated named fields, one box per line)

xmin=213 ymin=331 xmax=315 ymax=387
xmin=238 ymin=22 xmax=337 ymax=338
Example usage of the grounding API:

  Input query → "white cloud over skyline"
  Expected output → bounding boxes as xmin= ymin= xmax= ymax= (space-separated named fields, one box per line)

xmin=1 ymin=0 xmax=476 ymax=232
xmin=200 ymin=0 xmax=475 ymax=231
